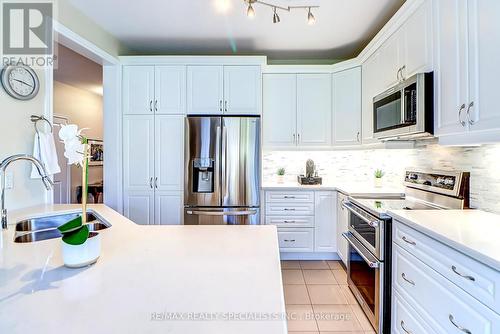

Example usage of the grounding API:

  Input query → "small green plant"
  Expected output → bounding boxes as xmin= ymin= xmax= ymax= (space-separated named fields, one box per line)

xmin=277 ymin=167 xmax=286 ymax=176
xmin=374 ymin=169 xmax=385 ymax=179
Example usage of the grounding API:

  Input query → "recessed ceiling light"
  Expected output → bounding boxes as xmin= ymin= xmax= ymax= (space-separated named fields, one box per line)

xmin=214 ymin=0 xmax=231 ymax=14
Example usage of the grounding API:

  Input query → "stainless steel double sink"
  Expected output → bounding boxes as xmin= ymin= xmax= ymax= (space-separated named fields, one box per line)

xmin=13 ymin=211 xmax=111 ymax=243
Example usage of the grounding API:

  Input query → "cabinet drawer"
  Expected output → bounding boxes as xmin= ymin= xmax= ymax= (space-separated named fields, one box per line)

xmin=394 ymin=220 xmax=500 ymax=311
xmin=265 ymin=191 xmax=314 ymax=203
xmin=278 ymin=228 xmax=314 ymax=252
xmin=266 ymin=203 xmax=315 ymax=216
xmin=265 ymin=216 xmax=314 ymax=227
xmin=392 ymin=289 xmax=437 ymax=334
xmin=393 ymin=244 xmax=500 ymax=334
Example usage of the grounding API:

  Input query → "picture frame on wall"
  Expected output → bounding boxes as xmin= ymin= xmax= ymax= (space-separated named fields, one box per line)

xmin=88 ymin=139 xmax=103 ymax=166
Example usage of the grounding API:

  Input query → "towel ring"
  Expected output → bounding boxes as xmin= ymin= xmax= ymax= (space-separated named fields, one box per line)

xmin=30 ymin=115 xmax=53 ymax=134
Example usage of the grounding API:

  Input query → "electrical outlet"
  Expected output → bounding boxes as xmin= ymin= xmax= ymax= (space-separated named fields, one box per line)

xmin=5 ymin=172 xmax=14 ymax=189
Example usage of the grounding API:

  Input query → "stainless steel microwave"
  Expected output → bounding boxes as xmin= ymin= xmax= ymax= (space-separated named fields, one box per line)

xmin=373 ymin=72 xmax=434 ymax=140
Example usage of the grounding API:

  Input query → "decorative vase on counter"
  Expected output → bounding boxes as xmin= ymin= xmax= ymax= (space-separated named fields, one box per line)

xmin=276 ymin=167 xmax=286 ymax=184
xmin=374 ymin=169 xmax=385 ymax=188
xmin=374 ymin=177 xmax=383 ymax=188
xmin=61 ymin=232 xmax=101 ymax=268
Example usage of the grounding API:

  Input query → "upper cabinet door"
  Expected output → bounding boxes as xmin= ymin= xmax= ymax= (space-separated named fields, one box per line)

xmin=401 ymin=0 xmax=433 ymax=78
xmin=434 ymin=0 xmax=469 ymax=136
xmin=378 ymin=33 xmax=403 ymax=89
xmin=123 ymin=115 xmax=155 ymax=191
xmin=155 ymin=115 xmax=184 ymax=191
xmin=361 ymin=53 xmax=380 ymax=145
xmin=187 ymin=66 xmax=224 ymax=115
xmin=333 ymin=67 xmax=362 ymax=146
xmin=263 ymin=74 xmax=297 ymax=148
xmin=154 ymin=66 xmax=186 ymax=115
xmin=223 ymin=66 xmax=261 ymax=115
xmin=467 ymin=0 xmax=500 ymax=133
xmin=296 ymin=74 xmax=332 ymax=147
xmin=123 ymin=66 xmax=155 ymax=115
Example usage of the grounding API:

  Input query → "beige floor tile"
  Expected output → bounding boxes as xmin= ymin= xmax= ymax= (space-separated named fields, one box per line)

xmin=313 ymin=304 xmax=363 ymax=332
xmin=300 ymin=260 xmax=330 ymax=270
xmin=288 ymin=332 xmax=319 ymax=334
xmin=332 ymin=269 xmax=348 ymax=285
xmin=284 ymin=284 xmax=311 ymax=305
xmin=282 ymin=269 xmax=306 ymax=284
xmin=339 ymin=285 xmax=358 ymax=305
xmin=319 ymin=332 xmax=366 ymax=334
xmin=286 ymin=304 xmax=318 ymax=332
xmin=350 ymin=304 xmax=375 ymax=331
xmin=282 ymin=260 xmax=301 ymax=269
xmin=303 ymin=270 xmax=338 ymax=285
xmin=327 ymin=260 xmax=343 ymax=270
xmin=307 ymin=285 xmax=348 ymax=305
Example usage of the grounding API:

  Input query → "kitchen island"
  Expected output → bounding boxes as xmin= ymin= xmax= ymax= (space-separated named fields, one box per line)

xmin=0 ymin=205 xmax=286 ymax=334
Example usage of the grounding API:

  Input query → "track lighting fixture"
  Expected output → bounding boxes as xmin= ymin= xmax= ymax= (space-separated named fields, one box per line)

xmin=243 ymin=0 xmax=319 ymax=25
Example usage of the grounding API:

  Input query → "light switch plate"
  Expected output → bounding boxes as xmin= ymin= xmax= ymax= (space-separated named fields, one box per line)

xmin=5 ymin=172 xmax=13 ymax=189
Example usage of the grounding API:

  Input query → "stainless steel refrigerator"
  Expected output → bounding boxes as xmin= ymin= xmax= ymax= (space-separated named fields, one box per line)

xmin=184 ymin=116 xmax=260 ymax=225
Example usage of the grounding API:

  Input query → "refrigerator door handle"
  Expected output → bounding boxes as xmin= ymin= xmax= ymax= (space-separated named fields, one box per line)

xmin=221 ymin=121 xmax=228 ymax=201
xmin=186 ymin=210 xmax=258 ymax=216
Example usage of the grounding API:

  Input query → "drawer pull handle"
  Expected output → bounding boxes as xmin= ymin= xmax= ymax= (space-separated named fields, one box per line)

xmin=400 ymin=320 xmax=413 ymax=334
xmin=401 ymin=272 xmax=415 ymax=286
xmin=283 ymin=196 xmax=296 ymax=199
xmin=284 ymin=208 xmax=296 ymax=211
xmin=402 ymin=236 xmax=416 ymax=245
xmin=283 ymin=220 xmax=296 ymax=224
xmin=452 ymin=265 xmax=476 ymax=282
xmin=449 ymin=314 xmax=471 ymax=334
xmin=284 ymin=239 xmax=296 ymax=242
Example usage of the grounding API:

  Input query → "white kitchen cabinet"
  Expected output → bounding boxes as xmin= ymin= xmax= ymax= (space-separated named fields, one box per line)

xmin=154 ymin=66 xmax=186 ymax=115
xmin=263 ymin=74 xmax=297 ymax=148
xmin=314 ymin=191 xmax=337 ymax=252
xmin=155 ymin=191 xmax=183 ymax=225
xmin=123 ymin=66 xmax=155 ymax=115
xmin=336 ymin=193 xmax=349 ymax=266
xmin=333 ymin=67 xmax=362 ymax=146
xmin=361 ymin=53 xmax=380 ymax=144
xmin=155 ymin=115 xmax=184 ymax=191
xmin=278 ymin=228 xmax=314 ymax=252
xmin=297 ymin=74 xmax=332 ymax=147
xmin=123 ymin=115 xmax=155 ymax=191
xmin=187 ymin=65 xmax=224 ymax=115
xmin=377 ymin=32 xmax=402 ymax=90
xmin=223 ymin=66 xmax=261 ymax=115
xmin=123 ymin=191 xmax=154 ymax=225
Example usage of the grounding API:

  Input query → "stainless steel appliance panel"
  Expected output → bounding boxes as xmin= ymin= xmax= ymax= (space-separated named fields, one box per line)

xmin=184 ymin=117 xmax=221 ymax=207
xmin=221 ymin=117 xmax=260 ymax=207
xmin=184 ymin=207 xmax=260 ymax=225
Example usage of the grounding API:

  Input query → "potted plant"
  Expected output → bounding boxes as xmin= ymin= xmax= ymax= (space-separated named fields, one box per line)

xmin=276 ymin=167 xmax=286 ymax=184
xmin=374 ymin=169 xmax=385 ymax=188
xmin=57 ymin=125 xmax=101 ymax=268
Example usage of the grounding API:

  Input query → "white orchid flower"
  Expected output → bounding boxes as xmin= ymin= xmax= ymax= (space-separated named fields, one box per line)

xmin=58 ymin=124 xmax=79 ymax=142
xmin=58 ymin=124 xmax=87 ymax=166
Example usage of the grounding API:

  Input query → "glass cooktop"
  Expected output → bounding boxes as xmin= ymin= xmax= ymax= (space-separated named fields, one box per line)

xmin=351 ymin=197 xmax=440 ymax=218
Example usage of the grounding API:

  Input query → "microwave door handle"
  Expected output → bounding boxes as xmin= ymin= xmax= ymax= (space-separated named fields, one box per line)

xmin=343 ymin=232 xmax=380 ymax=268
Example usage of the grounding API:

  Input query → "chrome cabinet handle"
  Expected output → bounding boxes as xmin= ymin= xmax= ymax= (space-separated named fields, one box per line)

xmin=284 ymin=208 xmax=296 ymax=211
xmin=154 ymin=100 xmax=158 ymax=112
xmin=154 ymin=177 xmax=158 ymax=189
xmin=283 ymin=220 xmax=296 ymax=224
xmin=283 ymin=196 xmax=296 ymax=199
xmin=401 ymin=272 xmax=415 ymax=286
xmin=400 ymin=65 xmax=406 ymax=81
xmin=356 ymin=132 xmax=360 ymax=142
xmin=458 ymin=103 xmax=467 ymax=126
xmin=149 ymin=100 xmax=153 ymax=112
xmin=397 ymin=68 xmax=402 ymax=82
xmin=400 ymin=320 xmax=413 ymax=334
xmin=284 ymin=239 xmax=296 ymax=242
xmin=297 ymin=133 xmax=300 ymax=144
xmin=449 ymin=314 xmax=471 ymax=334
xmin=466 ymin=101 xmax=475 ymax=125
xmin=219 ymin=100 xmax=223 ymax=112
xmin=402 ymin=236 xmax=416 ymax=246
xmin=149 ymin=177 xmax=153 ymax=189
xmin=224 ymin=100 xmax=228 ymax=112
xmin=292 ymin=133 xmax=296 ymax=144
xmin=452 ymin=265 xmax=475 ymax=282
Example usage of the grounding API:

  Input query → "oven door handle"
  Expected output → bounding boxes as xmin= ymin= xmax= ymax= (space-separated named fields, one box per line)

xmin=343 ymin=232 xmax=380 ymax=268
xmin=342 ymin=201 xmax=379 ymax=227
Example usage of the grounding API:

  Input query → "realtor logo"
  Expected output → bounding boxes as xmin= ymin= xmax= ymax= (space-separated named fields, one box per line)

xmin=2 ymin=2 xmax=53 ymax=55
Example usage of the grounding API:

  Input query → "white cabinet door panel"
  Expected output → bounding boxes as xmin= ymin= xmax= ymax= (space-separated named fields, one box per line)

xmin=123 ymin=115 xmax=154 ymax=191
xmin=333 ymin=67 xmax=362 ymax=146
xmin=263 ymin=74 xmax=297 ymax=148
xmin=336 ymin=193 xmax=349 ymax=265
xmin=123 ymin=66 xmax=154 ymax=115
xmin=124 ymin=191 xmax=154 ymax=225
xmin=378 ymin=33 xmax=402 ymax=89
xmin=362 ymin=53 xmax=380 ymax=144
xmin=278 ymin=228 xmax=314 ymax=252
xmin=314 ymin=191 xmax=337 ymax=252
xmin=187 ymin=66 xmax=224 ymax=115
xmin=297 ymin=74 xmax=332 ymax=147
xmin=154 ymin=66 xmax=186 ymax=115
xmin=155 ymin=115 xmax=184 ymax=191
xmin=155 ymin=191 xmax=183 ymax=225
xmin=223 ymin=66 xmax=261 ymax=115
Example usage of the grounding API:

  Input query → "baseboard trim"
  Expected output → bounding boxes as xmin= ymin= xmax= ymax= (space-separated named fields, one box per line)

xmin=280 ymin=252 xmax=340 ymax=260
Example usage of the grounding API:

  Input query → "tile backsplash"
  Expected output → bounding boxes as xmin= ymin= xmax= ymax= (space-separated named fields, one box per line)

xmin=263 ymin=144 xmax=500 ymax=213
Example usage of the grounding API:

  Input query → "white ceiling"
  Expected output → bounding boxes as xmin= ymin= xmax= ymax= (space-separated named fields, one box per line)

xmin=69 ymin=0 xmax=404 ymax=61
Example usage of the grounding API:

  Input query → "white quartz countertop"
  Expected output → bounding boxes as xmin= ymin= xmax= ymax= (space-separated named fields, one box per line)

xmin=262 ymin=181 xmax=405 ymax=198
xmin=388 ymin=209 xmax=500 ymax=271
xmin=0 ymin=205 xmax=286 ymax=334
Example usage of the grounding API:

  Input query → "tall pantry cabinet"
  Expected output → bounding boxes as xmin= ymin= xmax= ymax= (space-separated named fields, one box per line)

xmin=122 ymin=65 xmax=185 ymax=225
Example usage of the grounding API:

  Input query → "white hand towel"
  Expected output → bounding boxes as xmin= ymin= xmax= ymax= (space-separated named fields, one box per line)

xmin=31 ymin=132 xmax=61 ymax=178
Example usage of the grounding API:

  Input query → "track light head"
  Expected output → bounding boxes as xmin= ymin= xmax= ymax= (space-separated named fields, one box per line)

xmin=273 ymin=7 xmax=280 ymax=24
xmin=307 ymin=7 xmax=316 ymax=25
xmin=247 ymin=3 xmax=255 ymax=18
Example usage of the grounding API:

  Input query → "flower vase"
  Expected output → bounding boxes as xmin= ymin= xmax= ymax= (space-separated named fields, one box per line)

xmin=277 ymin=175 xmax=285 ymax=184
xmin=374 ymin=178 xmax=383 ymax=188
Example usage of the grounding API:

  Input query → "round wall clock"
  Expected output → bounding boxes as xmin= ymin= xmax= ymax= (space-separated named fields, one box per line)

xmin=1 ymin=63 xmax=40 ymax=100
